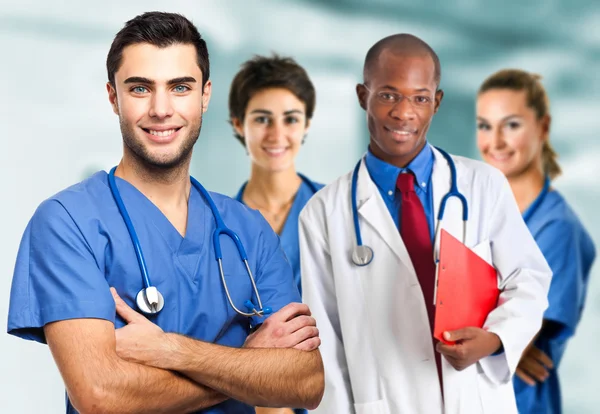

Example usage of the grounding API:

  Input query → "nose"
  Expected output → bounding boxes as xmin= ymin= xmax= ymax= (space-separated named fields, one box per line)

xmin=389 ymin=97 xmax=416 ymax=121
xmin=491 ymin=126 xmax=506 ymax=149
xmin=148 ymin=90 xmax=174 ymax=119
xmin=267 ymin=119 xmax=286 ymax=141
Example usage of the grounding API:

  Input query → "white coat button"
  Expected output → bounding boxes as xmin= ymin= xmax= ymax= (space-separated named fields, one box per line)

xmin=421 ymin=182 xmax=426 ymax=187
xmin=388 ymin=190 xmax=393 ymax=196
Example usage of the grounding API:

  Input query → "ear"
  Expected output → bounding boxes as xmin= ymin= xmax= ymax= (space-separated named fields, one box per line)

xmin=356 ymin=83 xmax=368 ymax=111
xmin=433 ymin=89 xmax=444 ymax=114
xmin=201 ymin=80 xmax=212 ymax=113
xmin=106 ymin=82 xmax=119 ymax=115
xmin=304 ymin=118 xmax=312 ymax=135
xmin=540 ymin=114 xmax=551 ymax=141
xmin=231 ymin=117 xmax=245 ymax=139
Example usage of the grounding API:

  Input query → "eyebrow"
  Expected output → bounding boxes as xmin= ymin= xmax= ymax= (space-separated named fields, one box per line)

xmin=249 ymin=109 xmax=304 ymax=115
xmin=378 ymin=85 xmax=432 ymax=93
xmin=123 ymin=76 xmax=197 ymax=85
xmin=476 ymin=114 xmax=522 ymax=122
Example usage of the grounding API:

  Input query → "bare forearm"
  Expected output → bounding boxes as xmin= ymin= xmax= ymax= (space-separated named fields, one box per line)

xmin=73 ymin=356 xmax=226 ymax=413
xmin=159 ymin=334 xmax=324 ymax=409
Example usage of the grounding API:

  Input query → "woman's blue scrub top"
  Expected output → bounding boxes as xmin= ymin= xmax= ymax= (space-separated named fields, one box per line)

xmin=235 ymin=175 xmax=323 ymax=297
xmin=7 ymin=171 xmax=301 ymax=414
xmin=514 ymin=190 xmax=596 ymax=414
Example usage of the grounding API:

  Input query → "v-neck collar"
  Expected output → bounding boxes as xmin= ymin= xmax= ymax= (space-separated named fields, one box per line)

xmin=279 ymin=180 xmax=309 ymax=239
xmin=107 ymin=173 xmax=206 ymax=280
xmin=234 ymin=179 xmax=307 ymax=237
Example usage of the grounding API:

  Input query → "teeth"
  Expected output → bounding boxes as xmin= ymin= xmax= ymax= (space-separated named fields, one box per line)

xmin=388 ymin=127 xmax=412 ymax=135
xmin=491 ymin=154 xmax=510 ymax=160
xmin=148 ymin=129 xmax=176 ymax=137
xmin=265 ymin=148 xmax=286 ymax=155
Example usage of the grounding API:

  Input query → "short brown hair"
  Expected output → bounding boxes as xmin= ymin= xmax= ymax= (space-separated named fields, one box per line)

xmin=107 ymin=12 xmax=210 ymax=87
xmin=228 ymin=54 xmax=316 ymax=145
xmin=479 ymin=69 xmax=561 ymax=180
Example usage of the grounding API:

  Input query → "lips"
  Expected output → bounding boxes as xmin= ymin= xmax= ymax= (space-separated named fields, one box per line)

xmin=487 ymin=152 xmax=513 ymax=162
xmin=384 ymin=125 xmax=417 ymax=141
xmin=263 ymin=147 xmax=288 ymax=157
xmin=141 ymin=127 xmax=182 ymax=144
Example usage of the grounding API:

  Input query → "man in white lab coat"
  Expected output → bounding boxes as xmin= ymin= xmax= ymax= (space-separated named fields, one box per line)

xmin=298 ymin=34 xmax=552 ymax=414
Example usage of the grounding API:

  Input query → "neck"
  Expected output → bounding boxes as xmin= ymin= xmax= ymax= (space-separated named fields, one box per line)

xmin=508 ymin=161 xmax=546 ymax=213
xmin=115 ymin=150 xmax=192 ymax=210
xmin=243 ymin=164 xmax=302 ymax=208
xmin=370 ymin=139 xmax=427 ymax=169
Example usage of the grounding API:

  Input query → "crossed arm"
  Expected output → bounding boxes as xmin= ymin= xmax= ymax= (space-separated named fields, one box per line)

xmin=45 ymin=318 xmax=225 ymax=414
xmin=45 ymin=289 xmax=323 ymax=413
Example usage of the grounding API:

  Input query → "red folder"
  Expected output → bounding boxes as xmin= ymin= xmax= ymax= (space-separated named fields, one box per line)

xmin=433 ymin=229 xmax=500 ymax=344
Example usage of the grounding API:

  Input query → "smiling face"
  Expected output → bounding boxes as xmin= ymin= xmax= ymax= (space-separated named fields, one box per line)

xmin=107 ymin=43 xmax=212 ymax=169
xmin=476 ymin=89 xmax=548 ymax=179
xmin=357 ymin=50 xmax=443 ymax=167
xmin=233 ymin=87 xmax=309 ymax=173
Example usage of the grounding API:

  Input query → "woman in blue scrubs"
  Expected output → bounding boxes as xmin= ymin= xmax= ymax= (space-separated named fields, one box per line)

xmin=229 ymin=55 xmax=323 ymax=414
xmin=476 ymin=69 xmax=596 ymax=414
xmin=229 ymin=55 xmax=323 ymax=298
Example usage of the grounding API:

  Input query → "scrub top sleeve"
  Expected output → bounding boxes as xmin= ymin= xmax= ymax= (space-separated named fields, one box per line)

xmin=250 ymin=212 xmax=301 ymax=328
xmin=7 ymin=199 xmax=115 ymax=343
xmin=535 ymin=219 xmax=583 ymax=340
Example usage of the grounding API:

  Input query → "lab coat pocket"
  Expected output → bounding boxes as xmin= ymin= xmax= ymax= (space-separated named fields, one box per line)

xmin=476 ymin=372 xmax=517 ymax=414
xmin=470 ymin=239 xmax=492 ymax=266
xmin=353 ymin=399 xmax=390 ymax=414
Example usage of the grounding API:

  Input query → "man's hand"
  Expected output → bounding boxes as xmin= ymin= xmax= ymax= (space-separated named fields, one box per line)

xmin=111 ymin=288 xmax=172 ymax=366
xmin=244 ymin=303 xmax=320 ymax=351
xmin=515 ymin=343 xmax=553 ymax=386
xmin=436 ymin=327 xmax=502 ymax=371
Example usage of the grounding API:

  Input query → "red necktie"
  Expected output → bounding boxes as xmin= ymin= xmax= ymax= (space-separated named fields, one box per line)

xmin=397 ymin=172 xmax=443 ymax=389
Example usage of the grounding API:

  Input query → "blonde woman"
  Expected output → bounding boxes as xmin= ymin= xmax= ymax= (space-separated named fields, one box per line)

xmin=476 ymin=69 xmax=596 ymax=414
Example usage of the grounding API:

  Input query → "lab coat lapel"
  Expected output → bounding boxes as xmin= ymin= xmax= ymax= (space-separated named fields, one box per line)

xmin=355 ymin=158 xmax=417 ymax=278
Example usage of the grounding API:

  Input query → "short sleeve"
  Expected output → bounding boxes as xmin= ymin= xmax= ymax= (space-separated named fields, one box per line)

xmin=7 ymin=199 xmax=116 ymax=343
xmin=535 ymin=219 xmax=584 ymax=340
xmin=250 ymin=212 xmax=301 ymax=328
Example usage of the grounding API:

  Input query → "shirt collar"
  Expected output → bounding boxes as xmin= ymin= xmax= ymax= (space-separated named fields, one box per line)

xmin=365 ymin=143 xmax=434 ymax=199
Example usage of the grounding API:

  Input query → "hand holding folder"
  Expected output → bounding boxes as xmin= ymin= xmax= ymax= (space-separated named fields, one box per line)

xmin=433 ymin=229 xmax=500 ymax=344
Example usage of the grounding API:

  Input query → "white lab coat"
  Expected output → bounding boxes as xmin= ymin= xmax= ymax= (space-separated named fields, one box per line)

xmin=299 ymin=147 xmax=552 ymax=414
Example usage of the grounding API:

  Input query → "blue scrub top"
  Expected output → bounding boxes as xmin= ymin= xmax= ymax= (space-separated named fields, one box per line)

xmin=514 ymin=189 xmax=596 ymax=414
xmin=234 ymin=175 xmax=323 ymax=297
xmin=7 ymin=171 xmax=301 ymax=414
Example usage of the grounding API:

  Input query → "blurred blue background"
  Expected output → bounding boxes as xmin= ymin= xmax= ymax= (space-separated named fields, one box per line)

xmin=1 ymin=0 xmax=598 ymax=412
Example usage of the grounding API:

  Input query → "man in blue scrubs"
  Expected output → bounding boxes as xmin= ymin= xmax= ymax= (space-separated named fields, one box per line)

xmin=7 ymin=12 xmax=324 ymax=414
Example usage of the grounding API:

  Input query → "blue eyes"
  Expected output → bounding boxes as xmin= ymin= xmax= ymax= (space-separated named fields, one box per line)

xmin=130 ymin=85 xmax=191 ymax=94
xmin=173 ymin=85 xmax=190 ymax=93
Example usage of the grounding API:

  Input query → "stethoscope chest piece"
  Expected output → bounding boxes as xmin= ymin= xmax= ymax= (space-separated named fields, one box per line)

xmin=352 ymin=245 xmax=374 ymax=266
xmin=136 ymin=287 xmax=165 ymax=315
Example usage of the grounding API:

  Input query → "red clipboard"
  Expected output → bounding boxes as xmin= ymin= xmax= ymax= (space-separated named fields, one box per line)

xmin=433 ymin=229 xmax=500 ymax=344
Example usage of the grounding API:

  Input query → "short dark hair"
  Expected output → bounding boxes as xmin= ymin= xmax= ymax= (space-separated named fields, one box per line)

xmin=228 ymin=54 xmax=316 ymax=145
xmin=364 ymin=33 xmax=441 ymax=87
xmin=106 ymin=12 xmax=209 ymax=86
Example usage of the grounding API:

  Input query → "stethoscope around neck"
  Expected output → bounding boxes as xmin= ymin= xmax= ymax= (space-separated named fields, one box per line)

xmin=350 ymin=146 xmax=468 ymax=266
xmin=107 ymin=166 xmax=271 ymax=318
